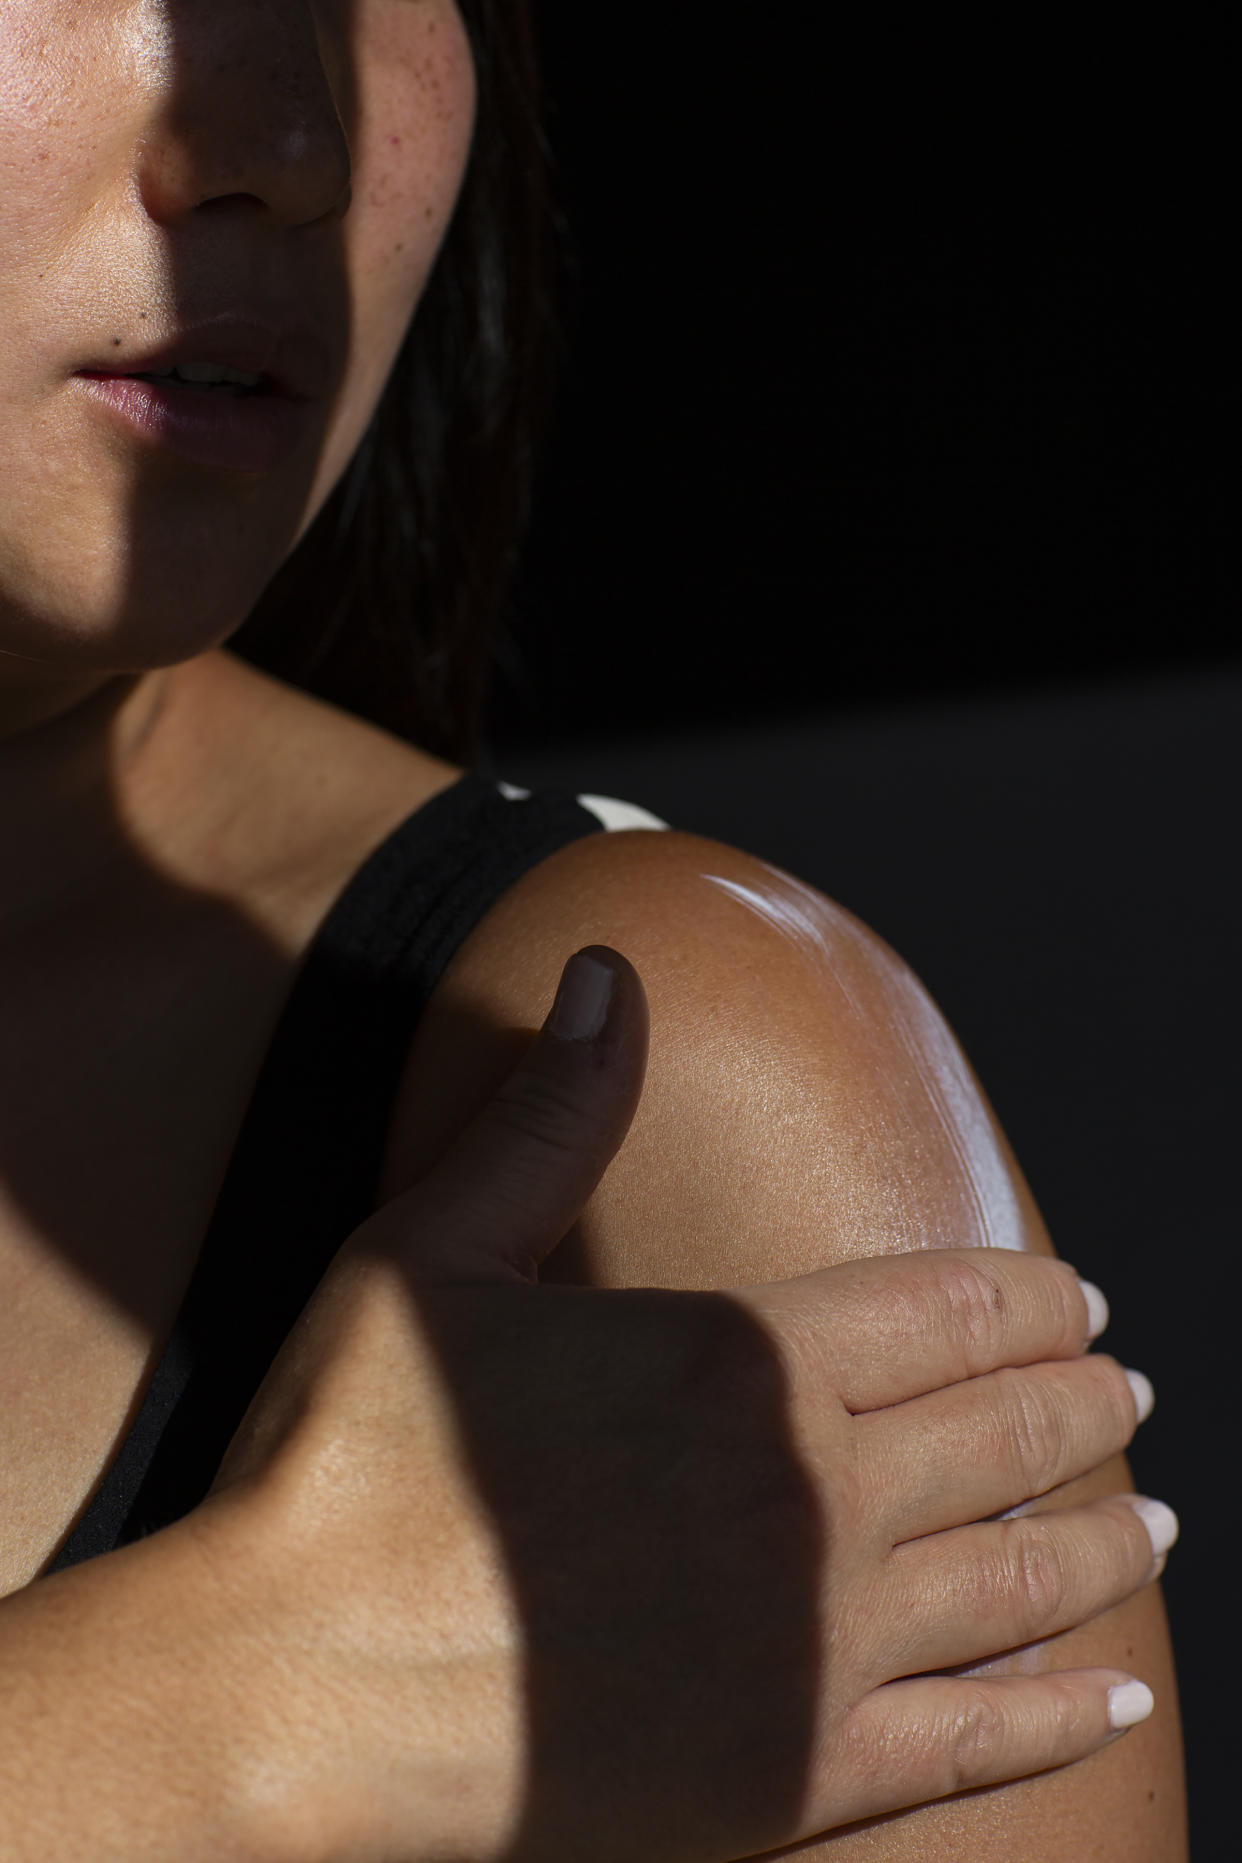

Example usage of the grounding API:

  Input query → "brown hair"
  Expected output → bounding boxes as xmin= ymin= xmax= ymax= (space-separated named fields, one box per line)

xmin=228 ymin=0 xmax=565 ymax=763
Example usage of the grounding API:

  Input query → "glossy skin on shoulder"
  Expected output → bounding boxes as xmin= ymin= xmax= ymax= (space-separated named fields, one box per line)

xmin=375 ymin=825 xmax=1189 ymax=1861
xmin=0 ymin=7 xmax=1189 ymax=1848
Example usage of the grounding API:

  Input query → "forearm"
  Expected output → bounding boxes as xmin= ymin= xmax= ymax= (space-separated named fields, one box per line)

xmin=0 ymin=1510 xmax=287 ymax=1862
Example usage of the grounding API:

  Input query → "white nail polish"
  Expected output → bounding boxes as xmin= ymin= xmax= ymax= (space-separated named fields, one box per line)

xmin=1130 ymin=1496 xmax=1179 ymax=1560
xmin=1108 ymin=1680 xmax=1155 ymax=1729
xmin=1079 ymin=1279 xmax=1109 ymax=1340
xmin=1125 ymin=1368 xmax=1155 ymax=1424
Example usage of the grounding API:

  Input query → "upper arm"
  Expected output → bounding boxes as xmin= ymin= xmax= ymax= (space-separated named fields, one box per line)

xmin=376 ymin=828 xmax=1188 ymax=1861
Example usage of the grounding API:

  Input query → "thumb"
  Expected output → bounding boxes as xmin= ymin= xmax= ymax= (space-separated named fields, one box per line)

xmin=347 ymin=946 xmax=650 ymax=1286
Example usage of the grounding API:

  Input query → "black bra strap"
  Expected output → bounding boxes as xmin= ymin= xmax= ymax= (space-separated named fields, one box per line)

xmin=49 ymin=774 xmax=606 ymax=1570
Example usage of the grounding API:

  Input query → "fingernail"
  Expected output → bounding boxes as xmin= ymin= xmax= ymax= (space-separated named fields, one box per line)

xmin=1124 ymin=1368 xmax=1155 ymax=1424
xmin=1078 ymin=1279 xmax=1110 ymax=1341
xmin=1108 ymin=1679 xmax=1155 ymax=1730
xmin=547 ymin=950 xmax=615 ymax=1043
xmin=1129 ymin=1496 xmax=1179 ymax=1561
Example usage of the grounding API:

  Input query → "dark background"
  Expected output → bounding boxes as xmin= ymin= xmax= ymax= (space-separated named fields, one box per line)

xmin=488 ymin=10 xmax=1236 ymax=1854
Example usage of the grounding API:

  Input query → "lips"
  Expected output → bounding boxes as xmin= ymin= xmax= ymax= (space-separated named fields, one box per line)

xmin=74 ymin=316 xmax=331 ymax=402
xmin=72 ymin=370 xmax=314 ymax=472
xmin=126 ymin=370 xmax=264 ymax=397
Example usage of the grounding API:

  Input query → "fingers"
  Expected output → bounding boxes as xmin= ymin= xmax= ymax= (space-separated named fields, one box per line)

xmin=761 ymin=1247 xmax=1103 ymax=1413
xmin=819 ymin=1666 xmax=1155 ymax=1833
xmin=347 ymin=947 xmax=649 ymax=1286
xmin=871 ymin=1350 xmax=1143 ymax=1544
xmin=881 ymin=1491 xmax=1175 ymax=1677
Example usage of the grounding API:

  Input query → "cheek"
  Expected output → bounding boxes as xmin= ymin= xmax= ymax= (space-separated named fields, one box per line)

xmin=345 ymin=2 xmax=477 ymax=311
xmin=0 ymin=7 xmax=99 ymax=251
xmin=299 ymin=2 xmax=476 ymax=531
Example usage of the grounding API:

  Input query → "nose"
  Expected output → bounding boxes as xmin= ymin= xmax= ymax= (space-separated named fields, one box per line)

xmin=132 ymin=0 xmax=353 ymax=231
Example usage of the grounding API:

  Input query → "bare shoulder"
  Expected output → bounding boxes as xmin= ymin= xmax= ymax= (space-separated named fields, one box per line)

xmin=376 ymin=820 xmax=1187 ymax=1861
xmin=376 ymin=822 xmax=1050 ymax=1282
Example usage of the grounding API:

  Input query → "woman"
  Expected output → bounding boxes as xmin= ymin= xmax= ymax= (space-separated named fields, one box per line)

xmin=0 ymin=2 xmax=1184 ymax=1856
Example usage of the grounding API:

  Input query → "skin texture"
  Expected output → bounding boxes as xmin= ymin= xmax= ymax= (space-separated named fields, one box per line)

xmin=0 ymin=0 xmax=474 ymax=1604
xmin=0 ymin=0 xmax=475 ymax=903
xmin=0 ymin=5 xmax=1189 ymax=1856
xmin=375 ymin=828 xmax=1189 ymax=1860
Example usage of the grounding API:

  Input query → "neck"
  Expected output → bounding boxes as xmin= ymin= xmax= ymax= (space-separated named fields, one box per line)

xmin=0 ymin=660 xmax=189 ymax=932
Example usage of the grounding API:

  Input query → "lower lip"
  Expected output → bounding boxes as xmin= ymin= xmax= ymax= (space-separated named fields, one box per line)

xmin=72 ymin=372 xmax=312 ymax=473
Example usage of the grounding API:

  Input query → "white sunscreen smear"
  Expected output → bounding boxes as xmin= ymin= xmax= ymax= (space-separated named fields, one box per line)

xmin=701 ymin=864 xmax=1026 ymax=1253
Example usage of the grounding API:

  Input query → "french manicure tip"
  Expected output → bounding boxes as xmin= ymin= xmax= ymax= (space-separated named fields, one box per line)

xmin=1131 ymin=1495 xmax=1178 ymax=1558
xmin=1125 ymin=1368 xmax=1156 ymax=1424
xmin=1079 ymin=1279 xmax=1109 ymax=1340
xmin=1108 ymin=1679 xmax=1155 ymax=1730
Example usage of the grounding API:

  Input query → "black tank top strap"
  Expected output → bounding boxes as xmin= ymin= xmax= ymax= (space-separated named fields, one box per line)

xmin=49 ymin=772 xmax=618 ymax=1571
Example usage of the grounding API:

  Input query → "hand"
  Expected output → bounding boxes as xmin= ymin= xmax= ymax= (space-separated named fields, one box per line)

xmin=192 ymin=946 xmax=1166 ymax=1863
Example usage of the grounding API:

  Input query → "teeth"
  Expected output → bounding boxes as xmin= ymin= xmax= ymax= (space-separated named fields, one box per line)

xmin=145 ymin=362 xmax=263 ymax=388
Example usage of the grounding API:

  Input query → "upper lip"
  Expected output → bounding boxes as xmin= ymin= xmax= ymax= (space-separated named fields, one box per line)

xmin=75 ymin=316 xmax=331 ymax=401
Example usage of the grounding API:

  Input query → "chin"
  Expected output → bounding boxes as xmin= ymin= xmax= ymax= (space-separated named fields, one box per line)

xmin=0 ymin=504 xmax=311 ymax=680
xmin=0 ymin=574 xmax=264 ymax=681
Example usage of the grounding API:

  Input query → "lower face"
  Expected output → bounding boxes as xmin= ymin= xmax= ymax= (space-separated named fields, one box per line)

xmin=0 ymin=0 xmax=477 ymax=687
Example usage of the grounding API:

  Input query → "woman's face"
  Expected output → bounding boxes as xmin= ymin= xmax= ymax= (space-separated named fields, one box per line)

xmin=0 ymin=0 xmax=476 ymax=691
